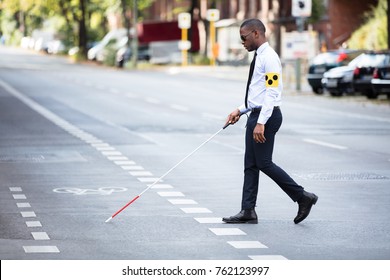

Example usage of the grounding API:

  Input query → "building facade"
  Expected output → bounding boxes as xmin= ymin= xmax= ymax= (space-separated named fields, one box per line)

xmin=143 ymin=0 xmax=379 ymax=53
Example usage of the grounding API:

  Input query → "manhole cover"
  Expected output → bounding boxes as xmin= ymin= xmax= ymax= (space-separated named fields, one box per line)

xmin=296 ymin=172 xmax=389 ymax=181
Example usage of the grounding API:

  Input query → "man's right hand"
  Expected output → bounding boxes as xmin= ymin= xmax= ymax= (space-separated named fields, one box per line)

xmin=225 ymin=109 xmax=241 ymax=127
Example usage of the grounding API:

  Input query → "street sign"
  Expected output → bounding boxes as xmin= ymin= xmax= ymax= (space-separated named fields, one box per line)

xmin=206 ymin=9 xmax=220 ymax=22
xmin=178 ymin=13 xmax=191 ymax=29
xmin=292 ymin=0 xmax=312 ymax=17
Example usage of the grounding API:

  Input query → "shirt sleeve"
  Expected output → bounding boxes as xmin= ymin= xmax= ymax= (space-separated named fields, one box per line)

xmin=257 ymin=52 xmax=282 ymax=124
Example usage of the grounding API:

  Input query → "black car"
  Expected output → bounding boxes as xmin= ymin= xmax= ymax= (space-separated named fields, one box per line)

xmin=352 ymin=51 xmax=390 ymax=98
xmin=371 ymin=66 xmax=390 ymax=99
xmin=307 ymin=50 xmax=362 ymax=94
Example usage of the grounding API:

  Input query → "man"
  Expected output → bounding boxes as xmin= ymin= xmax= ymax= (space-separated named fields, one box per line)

xmin=222 ymin=19 xmax=318 ymax=225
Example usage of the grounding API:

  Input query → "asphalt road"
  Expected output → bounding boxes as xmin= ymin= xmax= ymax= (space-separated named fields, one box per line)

xmin=1 ymin=46 xmax=390 ymax=260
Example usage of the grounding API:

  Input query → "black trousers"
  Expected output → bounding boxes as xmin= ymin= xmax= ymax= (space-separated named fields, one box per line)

xmin=241 ymin=108 xmax=304 ymax=210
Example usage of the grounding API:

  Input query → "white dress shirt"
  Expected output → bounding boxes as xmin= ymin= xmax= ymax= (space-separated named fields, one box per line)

xmin=238 ymin=42 xmax=283 ymax=124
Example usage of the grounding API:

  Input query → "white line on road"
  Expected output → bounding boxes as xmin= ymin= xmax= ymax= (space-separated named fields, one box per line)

xmin=21 ymin=211 xmax=36 ymax=218
xmin=303 ymin=138 xmax=348 ymax=150
xmin=209 ymin=228 xmax=247 ymax=236
xmin=157 ymin=191 xmax=185 ymax=197
xmin=170 ymin=104 xmax=189 ymax=112
xmin=249 ymin=255 xmax=288 ymax=260
xmin=31 ymin=232 xmax=50 ymax=240
xmin=23 ymin=246 xmax=60 ymax=253
xmin=145 ymin=97 xmax=161 ymax=104
xmin=227 ymin=241 xmax=267 ymax=249
xmin=26 ymin=221 xmax=42 ymax=227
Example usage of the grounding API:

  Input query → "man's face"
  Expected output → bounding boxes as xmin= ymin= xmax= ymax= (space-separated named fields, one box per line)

xmin=240 ymin=27 xmax=257 ymax=52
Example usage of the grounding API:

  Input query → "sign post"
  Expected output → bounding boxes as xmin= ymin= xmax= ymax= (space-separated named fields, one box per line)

xmin=206 ymin=9 xmax=220 ymax=66
xmin=178 ymin=13 xmax=191 ymax=66
xmin=291 ymin=0 xmax=312 ymax=91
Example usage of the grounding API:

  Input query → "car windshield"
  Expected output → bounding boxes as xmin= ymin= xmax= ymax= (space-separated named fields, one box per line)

xmin=348 ymin=53 xmax=388 ymax=68
xmin=311 ymin=52 xmax=339 ymax=65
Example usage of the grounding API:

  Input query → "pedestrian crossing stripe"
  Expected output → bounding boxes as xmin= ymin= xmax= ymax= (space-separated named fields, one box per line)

xmin=265 ymin=73 xmax=279 ymax=87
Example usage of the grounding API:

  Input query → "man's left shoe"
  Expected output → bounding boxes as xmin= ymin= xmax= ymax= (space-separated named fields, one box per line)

xmin=294 ymin=191 xmax=318 ymax=224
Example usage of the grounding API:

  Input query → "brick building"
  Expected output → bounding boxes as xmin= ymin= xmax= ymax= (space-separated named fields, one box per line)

xmin=143 ymin=0 xmax=379 ymax=53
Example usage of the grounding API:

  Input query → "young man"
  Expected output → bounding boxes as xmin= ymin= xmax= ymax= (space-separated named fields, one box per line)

xmin=223 ymin=19 xmax=318 ymax=224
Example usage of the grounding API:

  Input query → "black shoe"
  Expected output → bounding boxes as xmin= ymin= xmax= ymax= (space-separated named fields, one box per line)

xmin=222 ymin=209 xmax=258 ymax=224
xmin=294 ymin=191 xmax=318 ymax=224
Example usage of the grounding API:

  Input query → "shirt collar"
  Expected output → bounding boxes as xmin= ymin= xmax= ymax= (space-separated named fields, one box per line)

xmin=256 ymin=42 xmax=269 ymax=55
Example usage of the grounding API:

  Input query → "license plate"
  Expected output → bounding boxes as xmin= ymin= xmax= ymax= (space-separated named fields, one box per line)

xmin=327 ymin=79 xmax=338 ymax=87
xmin=314 ymin=67 xmax=326 ymax=73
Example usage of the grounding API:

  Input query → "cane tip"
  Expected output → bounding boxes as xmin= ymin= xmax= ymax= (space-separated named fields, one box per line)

xmin=105 ymin=217 xmax=112 ymax=223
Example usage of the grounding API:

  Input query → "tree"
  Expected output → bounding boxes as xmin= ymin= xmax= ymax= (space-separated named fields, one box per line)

xmin=348 ymin=0 xmax=388 ymax=50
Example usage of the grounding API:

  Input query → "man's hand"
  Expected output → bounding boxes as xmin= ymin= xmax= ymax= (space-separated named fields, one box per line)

xmin=253 ymin=123 xmax=266 ymax=143
xmin=225 ymin=109 xmax=241 ymax=127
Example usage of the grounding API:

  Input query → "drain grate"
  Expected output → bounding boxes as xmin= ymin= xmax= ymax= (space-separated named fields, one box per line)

xmin=296 ymin=172 xmax=389 ymax=181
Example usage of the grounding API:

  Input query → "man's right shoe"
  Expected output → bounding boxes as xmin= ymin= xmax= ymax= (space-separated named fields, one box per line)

xmin=222 ymin=209 xmax=258 ymax=224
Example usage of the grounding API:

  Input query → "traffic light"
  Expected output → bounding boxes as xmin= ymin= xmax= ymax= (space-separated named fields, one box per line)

xmin=292 ymin=0 xmax=312 ymax=17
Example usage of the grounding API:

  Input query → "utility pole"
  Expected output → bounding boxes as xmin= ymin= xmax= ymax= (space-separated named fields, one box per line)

xmin=131 ymin=0 xmax=138 ymax=68
xmin=387 ymin=0 xmax=390 ymax=48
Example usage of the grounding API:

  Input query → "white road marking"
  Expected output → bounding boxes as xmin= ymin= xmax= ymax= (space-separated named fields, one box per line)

xmin=21 ymin=211 xmax=36 ymax=218
xmin=150 ymin=184 xmax=174 ymax=189
xmin=181 ymin=207 xmax=212 ymax=214
xmin=168 ymin=199 xmax=198 ymax=205
xmin=107 ymin=156 xmax=129 ymax=161
xmin=13 ymin=194 xmax=27 ymax=199
xmin=129 ymin=171 xmax=153 ymax=176
xmin=170 ymin=104 xmax=189 ymax=112
xmin=145 ymin=97 xmax=161 ymax=104
xmin=9 ymin=187 xmax=22 ymax=192
xmin=31 ymin=232 xmax=50 ymax=240
xmin=194 ymin=217 xmax=223 ymax=224
xmin=157 ymin=191 xmax=185 ymax=197
xmin=249 ymin=255 xmax=288 ymax=260
xmin=227 ymin=241 xmax=267 ymax=249
xmin=114 ymin=160 xmax=135 ymax=165
xmin=23 ymin=246 xmax=60 ymax=253
xmin=209 ymin=228 xmax=246 ymax=236
xmin=26 ymin=221 xmax=42 ymax=227
xmin=91 ymin=143 xmax=110 ymax=147
xmin=303 ymin=138 xmax=348 ymax=150
xmin=137 ymin=177 xmax=161 ymax=183
xmin=121 ymin=165 xmax=144 ymax=170
xmin=16 ymin=203 xmax=31 ymax=208
xmin=101 ymin=151 xmax=122 ymax=156
xmin=95 ymin=146 xmax=116 ymax=151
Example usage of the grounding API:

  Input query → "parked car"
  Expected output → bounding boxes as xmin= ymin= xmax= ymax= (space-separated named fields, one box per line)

xmin=307 ymin=50 xmax=362 ymax=94
xmin=371 ymin=66 xmax=390 ymax=99
xmin=321 ymin=51 xmax=388 ymax=97
xmin=352 ymin=51 xmax=390 ymax=98
xmin=116 ymin=44 xmax=150 ymax=68
xmin=87 ymin=28 xmax=130 ymax=61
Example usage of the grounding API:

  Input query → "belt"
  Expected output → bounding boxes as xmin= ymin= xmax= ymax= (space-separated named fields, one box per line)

xmin=251 ymin=106 xmax=279 ymax=113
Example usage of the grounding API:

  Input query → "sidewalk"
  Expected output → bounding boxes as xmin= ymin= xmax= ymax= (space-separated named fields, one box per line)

xmin=163 ymin=65 xmax=313 ymax=94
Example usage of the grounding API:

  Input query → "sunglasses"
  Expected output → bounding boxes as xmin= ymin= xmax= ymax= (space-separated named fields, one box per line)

xmin=240 ymin=30 xmax=255 ymax=42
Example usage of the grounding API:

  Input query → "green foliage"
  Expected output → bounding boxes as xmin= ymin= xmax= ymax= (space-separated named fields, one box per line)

xmin=348 ymin=0 xmax=388 ymax=50
xmin=308 ymin=0 xmax=326 ymax=24
xmin=0 ymin=0 xmax=155 ymax=51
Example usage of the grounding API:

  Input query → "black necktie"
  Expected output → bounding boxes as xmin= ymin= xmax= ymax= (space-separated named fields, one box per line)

xmin=245 ymin=52 xmax=257 ymax=108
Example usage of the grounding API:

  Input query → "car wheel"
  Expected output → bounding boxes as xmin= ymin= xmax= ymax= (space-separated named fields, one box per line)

xmin=365 ymin=90 xmax=378 ymax=99
xmin=312 ymin=87 xmax=324 ymax=94
xmin=330 ymin=91 xmax=342 ymax=97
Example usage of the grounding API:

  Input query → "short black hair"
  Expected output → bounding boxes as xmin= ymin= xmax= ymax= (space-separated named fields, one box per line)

xmin=241 ymin=19 xmax=266 ymax=34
